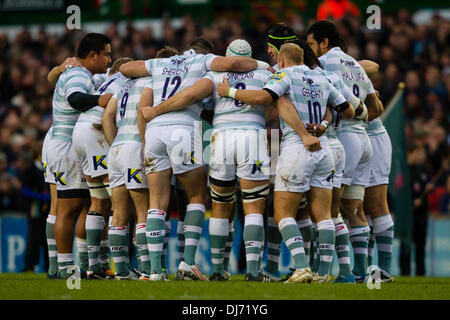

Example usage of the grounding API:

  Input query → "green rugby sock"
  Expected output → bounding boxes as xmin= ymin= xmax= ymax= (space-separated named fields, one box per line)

xmin=266 ymin=217 xmax=282 ymax=274
xmin=209 ymin=217 xmax=228 ymax=274
xmin=108 ymin=225 xmax=129 ymax=276
xmin=373 ymin=214 xmax=394 ymax=275
xmin=297 ymin=219 xmax=313 ymax=266
xmin=278 ymin=218 xmax=308 ymax=269
xmin=136 ymin=223 xmax=151 ymax=274
xmin=146 ymin=209 xmax=166 ymax=274
xmin=183 ymin=204 xmax=205 ymax=266
xmin=317 ymin=219 xmax=335 ymax=276
xmin=350 ymin=226 xmax=370 ymax=277
xmin=333 ymin=216 xmax=352 ymax=277
xmin=86 ymin=212 xmax=106 ymax=274
xmin=223 ymin=221 xmax=234 ymax=272
xmin=46 ymin=214 xmax=58 ymax=274
xmin=244 ymin=214 xmax=264 ymax=277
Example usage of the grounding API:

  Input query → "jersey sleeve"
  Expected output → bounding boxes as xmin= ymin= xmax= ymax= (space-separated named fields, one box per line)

xmin=144 ymin=59 xmax=153 ymax=76
xmin=65 ymin=70 xmax=93 ymax=98
xmin=263 ymin=71 xmax=291 ymax=98
xmin=366 ymin=78 xmax=376 ymax=95
xmin=204 ymin=54 xmax=219 ymax=71
xmin=326 ymin=81 xmax=347 ymax=108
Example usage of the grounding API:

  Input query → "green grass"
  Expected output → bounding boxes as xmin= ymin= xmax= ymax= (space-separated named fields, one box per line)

xmin=0 ymin=273 xmax=449 ymax=300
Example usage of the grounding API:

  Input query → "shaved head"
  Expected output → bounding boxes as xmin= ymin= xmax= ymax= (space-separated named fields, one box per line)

xmin=279 ymin=43 xmax=304 ymax=65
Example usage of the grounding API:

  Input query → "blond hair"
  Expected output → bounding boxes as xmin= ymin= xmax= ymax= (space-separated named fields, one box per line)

xmin=109 ymin=57 xmax=133 ymax=75
xmin=279 ymin=43 xmax=303 ymax=65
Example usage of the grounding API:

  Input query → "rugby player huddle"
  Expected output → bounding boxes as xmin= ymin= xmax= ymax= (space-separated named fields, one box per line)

xmin=43 ymin=20 xmax=395 ymax=284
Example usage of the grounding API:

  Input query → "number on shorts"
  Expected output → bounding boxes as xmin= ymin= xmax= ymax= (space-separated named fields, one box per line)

xmin=234 ymin=82 xmax=246 ymax=107
xmin=120 ymin=92 xmax=128 ymax=118
xmin=98 ymin=79 xmax=115 ymax=94
xmin=161 ymin=76 xmax=182 ymax=101
xmin=307 ymin=100 xmax=322 ymax=124
xmin=353 ymin=84 xmax=360 ymax=97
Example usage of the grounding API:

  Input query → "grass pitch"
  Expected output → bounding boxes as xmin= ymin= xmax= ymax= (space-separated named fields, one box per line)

xmin=0 ymin=273 xmax=449 ymax=300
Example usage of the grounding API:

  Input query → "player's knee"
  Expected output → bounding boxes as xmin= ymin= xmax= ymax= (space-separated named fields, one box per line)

xmin=241 ymin=183 xmax=270 ymax=204
xmin=87 ymin=181 xmax=110 ymax=200
xmin=341 ymin=184 xmax=365 ymax=202
xmin=210 ymin=187 xmax=236 ymax=204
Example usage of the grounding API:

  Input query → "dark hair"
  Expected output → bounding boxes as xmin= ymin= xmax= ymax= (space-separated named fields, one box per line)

xmin=156 ymin=46 xmax=179 ymax=58
xmin=267 ymin=23 xmax=297 ymax=52
xmin=337 ymin=37 xmax=348 ymax=53
xmin=189 ymin=37 xmax=214 ymax=54
xmin=285 ymin=39 xmax=323 ymax=69
xmin=306 ymin=20 xmax=340 ymax=48
xmin=77 ymin=33 xmax=111 ymax=59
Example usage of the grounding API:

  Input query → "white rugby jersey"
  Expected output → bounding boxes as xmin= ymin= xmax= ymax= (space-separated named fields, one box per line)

xmin=77 ymin=72 xmax=128 ymax=125
xmin=314 ymin=66 xmax=355 ymax=140
xmin=319 ymin=47 xmax=376 ymax=134
xmin=51 ymin=66 xmax=94 ymax=141
xmin=263 ymin=64 xmax=346 ymax=143
xmin=112 ymin=76 xmax=151 ymax=147
xmin=203 ymin=70 xmax=271 ymax=131
xmin=144 ymin=49 xmax=218 ymax=127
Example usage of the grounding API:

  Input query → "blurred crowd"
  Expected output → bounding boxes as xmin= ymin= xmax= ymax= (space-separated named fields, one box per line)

xmin=0 ymin=9 xmax=448 ymax=218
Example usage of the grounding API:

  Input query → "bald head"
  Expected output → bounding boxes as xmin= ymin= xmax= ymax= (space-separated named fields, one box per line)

xmin=278 ymin=43 xmax=303 ymax=68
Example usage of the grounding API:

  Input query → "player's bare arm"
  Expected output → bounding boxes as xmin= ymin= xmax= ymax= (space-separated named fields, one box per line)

xmin=276 ymin=95 xmax=321 ymax=152
xmin=141 ymin=78 xmax=214 ymax=123
xmin=358 ymin=60 xmax=379 ymax=79
xmin=47 ymin=57 xmax=83 ymax=87
xmin=365 ymin=93 xmax=383 ymax=121
xmin=119 ymin=60 xmax=149 ymax=78
xmin=137 ymin=87 xmax=153 ymax=145
xmin=210 ymin=56 xmax=269 ymax=73
xmin=306 ymin=105 xmax=332 ymax=137
xmin=101 ymin=97 xmax=118 ymax=145
xmin=217 ymin=77 xmax=273 ymax=105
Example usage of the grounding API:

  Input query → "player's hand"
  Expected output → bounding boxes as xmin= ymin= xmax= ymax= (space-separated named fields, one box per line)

xmin=267 ymin=66 xmax=276 ymax=74
xmin=60 ymin=57 xmax=82 ymax=72
xmin=98 ymin=93 xmax=113 ymax=108
xmin=217 ymin=77 xmax=231 ymax=97
xmin=141 ymin=106 xmax=158 ymax=122
xmin=301 ymin=134 xmax=321 ymax=152
xmin=306 ymin=123 xmax=326 ymax=137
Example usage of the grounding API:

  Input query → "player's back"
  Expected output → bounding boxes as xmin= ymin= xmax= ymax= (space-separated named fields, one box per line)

xmin=319 ymin=47 xmax=374 ymax=133
xmin=52 ymin=66 xmax=94 ymax=141
xmin=145 ymin=51 xmax=217 ymax=127
xmin=78 ymin=72 xmax=128 ymax=125
xmin=205 ymin=69 xmax=271 ymax=131
xmin=112 ymin=76 xmax=150 ymax=147
xmin=278 ymin=65 xmax=337 ymax=141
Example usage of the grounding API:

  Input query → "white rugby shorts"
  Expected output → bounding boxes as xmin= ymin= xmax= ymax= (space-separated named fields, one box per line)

xmin=368 ymin=131 xmax=392 ymax=187
xmin=274 ymin=139 xmax=335 ymax=193
xmin=42 ymin=129 xmax=55 ymax=184
xmin=72 ymin=121 xmax=110 ymax=178
xmin=337 ymin=131 xmax=373 ymax=187
xmin=108 ymin=143 xmax=148 ymax=189
xmin=46 ymin=139 xmax=87 ymax=191
xmin=209 ymin=129 xmax=270 ymax=182
xmin=328 ymin=138 xmax=345 ymax=189
xmin=144 ymin=124 xmax=204 ymax=175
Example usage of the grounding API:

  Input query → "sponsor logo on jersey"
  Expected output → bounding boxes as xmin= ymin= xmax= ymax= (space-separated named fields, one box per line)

xmin=269 ymin=71 xmax=286 ymax=82
xmin=93 ymin=155 xmax=107 ymax=170
xmin=127 ymin=168 xmax=142 ymax=183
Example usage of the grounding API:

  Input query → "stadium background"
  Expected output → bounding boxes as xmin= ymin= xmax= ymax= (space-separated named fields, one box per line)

xmin=0 ymin=0 xmax=448 ymax=277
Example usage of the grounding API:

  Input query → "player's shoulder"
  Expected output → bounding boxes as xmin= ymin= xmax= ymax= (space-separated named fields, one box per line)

xmin=64 ymin=66 xmax=92 ymax=79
